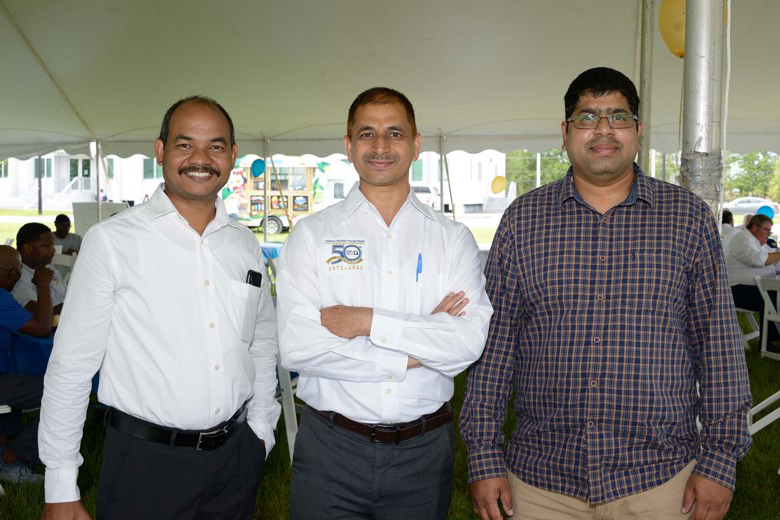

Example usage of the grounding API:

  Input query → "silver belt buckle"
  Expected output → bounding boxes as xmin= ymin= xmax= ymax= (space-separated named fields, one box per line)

xmin=195 ymin=424 xmax=230 ymax=451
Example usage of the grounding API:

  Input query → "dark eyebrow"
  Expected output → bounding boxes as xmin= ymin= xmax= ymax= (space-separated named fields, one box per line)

xmin=172 ymin=134 xmax=228 ymax=145
xmin=386 ymin=125 xmax=406 ymax=133
xmin=578 ymin=107 xmax=630 ymax=115
xmin=356 ymin=125 xmax=375 ymax=133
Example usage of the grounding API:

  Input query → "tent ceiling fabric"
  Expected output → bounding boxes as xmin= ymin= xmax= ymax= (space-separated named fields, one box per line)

xmin=1 ymin=0 xmax=778 ymax=160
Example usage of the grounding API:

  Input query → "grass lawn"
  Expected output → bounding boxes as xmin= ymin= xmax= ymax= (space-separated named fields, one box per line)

xmin=1 ymin=341 xmax=779 ymax=519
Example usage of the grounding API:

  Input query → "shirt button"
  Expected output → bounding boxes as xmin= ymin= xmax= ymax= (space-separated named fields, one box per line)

xmin=590 ymin=379 xmax=598 ymax=387
xmin=385 ymin=388 xmax=392 ymax=395
xmin=381 ymin=337 xmax=387 ymax=344
xmin=597 ymin=294 xmax=604 ymax=301
xmin=214 ymin=364 xmax=220 ymax=371
xmin=588 ymin=420 xmax=595 ymax=428
xmin=205 ymin=280 xmax=210 ymax=286
xmin=601 ymin=217 xmax=608 ymax=224
xmin=214 ymin=408 xmax=220 ymax=414
xmin=386 ymin=375 xmax=393 ymax=381
xmin=388 ymin=233 xmax=393 ymax=239
xmin=593 ymin=336 xmax=600 ymax=343
xmin=209 ymin=323 xmax=215 ymax=329
xmin=599 ymin=255 xmax=606 ymax=262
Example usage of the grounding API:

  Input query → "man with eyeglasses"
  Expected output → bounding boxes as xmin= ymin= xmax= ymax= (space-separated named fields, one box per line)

xmin=724 ymin=213 xmax=780 ymax=343
xmin=461 ymin=67 xmax=751 ymax=520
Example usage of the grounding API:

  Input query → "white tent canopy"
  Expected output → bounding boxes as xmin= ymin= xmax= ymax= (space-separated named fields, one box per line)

xmin=1 ymin=0 xmax=778 ymax=161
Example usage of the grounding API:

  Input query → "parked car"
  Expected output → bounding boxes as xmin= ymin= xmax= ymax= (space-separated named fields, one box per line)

xmin=723 ymin=197 xmax=780 ymax=215
xmin=411 ymin=183 xmax=441 ymax=210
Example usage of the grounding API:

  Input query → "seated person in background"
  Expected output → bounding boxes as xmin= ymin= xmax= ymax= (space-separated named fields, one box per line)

xmin=52 ymin=215 xmax=82 ymax=256
xmin=0 ymin=245 xmax=53 ymax=484
xmin=12 ymin=223 xmax=66 ymax=315
xmin=724 ymin=214 xmax=780 ymax=342
xmin=721 ymin=209 xmax=739 ymax=244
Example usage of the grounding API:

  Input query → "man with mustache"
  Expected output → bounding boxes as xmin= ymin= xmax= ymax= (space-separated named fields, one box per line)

xmin=461 ymin=68 xmax=751 ymax=520
xmin=38 ymin=96 xmax=280 ymax=520
xmin=277 ymin=87 xmax=492 ymax=519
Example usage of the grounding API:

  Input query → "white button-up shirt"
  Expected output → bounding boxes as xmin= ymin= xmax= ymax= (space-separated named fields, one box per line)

xmin=724 ymin=228 xmax=780 ymax=285
xmin=12 ymin=262 xmax=67 ymax=308
xmin=39 ymin=185 xmax=280 ymax=503
xmin=277 ymin=184 xmax=492 ymax=424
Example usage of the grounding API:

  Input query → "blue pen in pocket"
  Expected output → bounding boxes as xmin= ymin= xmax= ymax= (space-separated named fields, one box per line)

xmin=416 ymin=253 xmax=422 ymax=282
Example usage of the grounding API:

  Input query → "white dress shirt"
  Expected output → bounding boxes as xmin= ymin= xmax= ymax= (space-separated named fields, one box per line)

xmin=724 ymin=228 xmax=780 ymax=285
xmin=11 ymin=262 xmax=67 ymax=308
xmin=721 ymin=223 xmax=739 ymax=245
xmin=39 ymin=185 xmax=280 ymax=503
xmin=277 ymin=184 xmax=492 ymax=424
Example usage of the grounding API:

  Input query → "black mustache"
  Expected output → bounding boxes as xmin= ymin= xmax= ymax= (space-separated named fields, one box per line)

xmin=178 ymin=165 xmax=220 ymax=176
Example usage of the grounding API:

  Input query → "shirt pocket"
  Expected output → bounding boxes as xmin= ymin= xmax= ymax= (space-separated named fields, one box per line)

xmin=227 ymin=279 xmax=262 ymax=343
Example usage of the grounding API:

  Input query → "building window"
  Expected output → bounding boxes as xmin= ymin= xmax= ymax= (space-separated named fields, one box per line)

xmin=35 ymin=158 xmax=52 ymax=177
xmin=155 ymin=161 xmax=163 ymax=178
xmin=70 ymin=159 xmax=79 ymax=180
xmin=143 ymin=158 xmax=154 ymax=179
xmin=0 ymin=160 xmax=7 ymax=178
xmin=412 ymin=160 xmax=423 ymax=181
xmin=107 ymin=158 xmax=114 ymax=179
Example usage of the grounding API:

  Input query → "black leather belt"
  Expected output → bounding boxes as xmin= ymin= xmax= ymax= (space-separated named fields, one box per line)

xmin=315 ymin=402 xmax=453 ymax=443
xmin=107 ymin=404 xmax=248 ymax=451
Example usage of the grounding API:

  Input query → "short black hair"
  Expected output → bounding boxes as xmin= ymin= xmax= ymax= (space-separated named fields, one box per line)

xmin=158 ymin=95 xmax=235 ymax=147
xmin=564 ymin=67 xmax=640 ymax=120
xmin=54 ymin=214 xmax=70 ymax=224
xmin=722 ymin=209 xmax=733 ymax=225
xmin=347 ymin=87 xmax=417 ymax=138
xmin=16 ymin=223 xmax=52 ymax=249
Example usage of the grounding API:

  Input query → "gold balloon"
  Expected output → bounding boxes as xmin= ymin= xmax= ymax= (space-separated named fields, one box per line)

xmin=491 ymin=176 xmax=507 ymax=194
xmin=659 ymin=0 xmax=686 ymax=58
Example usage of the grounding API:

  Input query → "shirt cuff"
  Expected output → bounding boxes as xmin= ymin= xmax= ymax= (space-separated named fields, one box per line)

xmin=44 ymin=467 xmax=81 ymax=503
xmin=693 ymin=449 xmax=738 ymax=491
xmin=467 ymin=446 xmax=508 ymax=483
xmin=369 ymin=308 xmax=404 ymax=352
xmin=247 ymin=419 xmax=276 ymax=459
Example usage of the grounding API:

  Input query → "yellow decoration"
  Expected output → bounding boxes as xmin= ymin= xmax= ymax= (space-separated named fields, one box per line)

xmin=659 ymin=0 xmax=686 ymax=58
xmin=491 ymin=176 xmax=507 ymax=194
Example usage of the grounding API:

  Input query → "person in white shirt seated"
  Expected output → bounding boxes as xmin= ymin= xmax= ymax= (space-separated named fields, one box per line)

xmin=721 ymin=209 xmax=739 ymax=244
xmin=12 ymin=223 xmax=67 ymax=316
xmin=724 ymin=213 xmax=780 ymax=343
xmin=52 ymin=214 xmax=82 ymax=256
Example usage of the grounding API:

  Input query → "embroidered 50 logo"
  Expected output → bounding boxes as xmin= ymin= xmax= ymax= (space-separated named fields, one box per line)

xmin=327 ymin=244 xmax=363 ymax=265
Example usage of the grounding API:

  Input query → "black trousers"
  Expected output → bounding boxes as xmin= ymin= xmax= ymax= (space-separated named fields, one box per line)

xmin=0 ymin=373 xmax=43 ymax=463
xmin=96 ymin=420 xmax=266 ymax=520
xmin=290 ymin=406 xmax=455 ymax=520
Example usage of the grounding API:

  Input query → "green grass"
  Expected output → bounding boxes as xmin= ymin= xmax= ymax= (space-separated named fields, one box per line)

xmin=470 ymin=227 xmax=497 ymax=246
xmin=1 ymin=345 xmax=778 ymax=519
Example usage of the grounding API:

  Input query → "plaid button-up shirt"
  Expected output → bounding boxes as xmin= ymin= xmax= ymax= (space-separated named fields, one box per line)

xmin=460 ymin=165 xmax=752 ymax=503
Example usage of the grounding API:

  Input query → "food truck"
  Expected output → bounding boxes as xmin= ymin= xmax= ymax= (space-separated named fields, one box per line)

xmin=225 ymin=155 xmax=317 ymax=234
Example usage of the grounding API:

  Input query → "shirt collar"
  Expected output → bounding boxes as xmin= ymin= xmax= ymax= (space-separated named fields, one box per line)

xmin=337 ymin=182 xmax=438 ymax=222
xmin=146 ymin=183 xmax=230 ymax=231
xmin=558 ymin=163 xmax=654 ymax=209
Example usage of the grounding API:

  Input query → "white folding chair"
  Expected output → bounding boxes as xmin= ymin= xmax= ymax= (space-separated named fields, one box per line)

xmin=3 ymin=238 xmax=12 ymax=246
xmin=735 ymin=308 xmax=760 ymax=349
xmin=0 ymin=405 xmax=10 ymax=495
xmin=755 ymin=276 xmax=780 ymax=361
xmin=52 ymin=252 xmax=77 ymax=284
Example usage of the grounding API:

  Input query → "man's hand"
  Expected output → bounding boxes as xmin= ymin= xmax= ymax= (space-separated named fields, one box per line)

xmin=320 ymin=305 xmax=372 ymax=339
xmin=431 ymin=291 xmax=469 ymax=316
xmin=470 ymin=477 xmax=514 ymax=520
xmin=41 ymin=501 xmax=92 ymax=520
xmin=681 ymin=474 xmax=733 ymax=520
xmin=32 ymin=266 xmax=54 ymax=287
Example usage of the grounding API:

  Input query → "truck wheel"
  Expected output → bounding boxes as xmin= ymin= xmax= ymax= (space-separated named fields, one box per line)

xmin=264 ymin=216 xmax=283 ymax=235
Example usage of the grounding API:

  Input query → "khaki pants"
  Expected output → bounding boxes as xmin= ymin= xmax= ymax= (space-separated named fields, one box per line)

xmin=508 ymin=462 xmax=696 ymax=520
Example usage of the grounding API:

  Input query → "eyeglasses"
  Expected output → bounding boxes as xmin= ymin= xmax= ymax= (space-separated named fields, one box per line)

xmin=759 ymin=226 xmax=773 ymax=234
xmin=566 ymin=113 xmax=639 ymax=130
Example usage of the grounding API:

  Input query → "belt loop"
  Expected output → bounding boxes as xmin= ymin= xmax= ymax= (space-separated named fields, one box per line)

xmin=419 ymin=415 xmax=427 ymax=437
xmin=327 ymin=412 xmax=336 ymax=427
xmin=169 ymin=430 xmax=178 ymax=449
